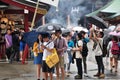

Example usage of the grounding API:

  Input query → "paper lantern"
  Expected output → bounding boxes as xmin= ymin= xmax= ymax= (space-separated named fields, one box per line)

xmin=1 ymin=17 xmax=8 ymax=25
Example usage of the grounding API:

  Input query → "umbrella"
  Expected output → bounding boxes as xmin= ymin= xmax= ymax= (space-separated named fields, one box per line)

xmin=36 ymin=23 xmax=62 ymax=33
xmin=108 ymin=31 xmax=120 ymax=37
xmin=116 ymin=32 xmax=120 ymax=36
xmin=86 ymin=16 xmax=107 ymax=29
xmin=109 ymin=31 xmax=117 ymax=36
xmin=72 ymin=27 xmax=83 ymax=31
xmin=62 ymin=28 xmax=71 ymax=34
xmin=23 ymin=31 xmax=49 ymax=47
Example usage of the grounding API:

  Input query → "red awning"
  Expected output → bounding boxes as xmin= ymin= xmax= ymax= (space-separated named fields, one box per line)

xmin=1 ymin=0 xmax=50 ymax=15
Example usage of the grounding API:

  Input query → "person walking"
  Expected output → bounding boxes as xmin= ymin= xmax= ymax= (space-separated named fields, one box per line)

xmin=33 ymin=34 xmax=43 ymax=80
xmin=72 ymin=32 xmax=83 ymax=79
xmin=9 ymin=31 xmax=19 ymax=63
xmin=19 ymin=34 xmax=25 ymax=61
xmin=5 ymin=29 xmax=13 ymax=63
xmin=54 ymin=29 xmax=67 ymax=80
xmin=108 ymin=36 xmax=119 ymax=73
xmin=89 ymin=28 xmax=105 ymax=79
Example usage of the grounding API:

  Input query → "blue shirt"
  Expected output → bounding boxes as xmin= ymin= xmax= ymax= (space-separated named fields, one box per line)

xmin=68 ymin=40 xmax=74 ymax=48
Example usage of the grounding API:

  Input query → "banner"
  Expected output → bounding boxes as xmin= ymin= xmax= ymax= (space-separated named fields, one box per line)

xmin=39 ymin=0 xmax=59 ymax=7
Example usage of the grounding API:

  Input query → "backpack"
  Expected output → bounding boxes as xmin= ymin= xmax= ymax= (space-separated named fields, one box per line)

xmin=111 ymin=41 xmax=120 ymax=55
xmin=77 ymin=40 xmax=88 ymax=57
xmin=81 ymin=40 xmax=88 ymax=57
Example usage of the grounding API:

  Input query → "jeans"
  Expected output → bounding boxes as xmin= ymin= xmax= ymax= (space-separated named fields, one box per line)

xmin=76 ymin=58 xmax=83 ymax=77
xmin=67 ymin=50 xmax=72 ymax=71
xmin=95 ymin=56 xmax=104 ymax=74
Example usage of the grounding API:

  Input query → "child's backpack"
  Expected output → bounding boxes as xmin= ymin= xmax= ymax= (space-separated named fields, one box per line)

xmin=111 ymin=41 xmax=120 ymax=55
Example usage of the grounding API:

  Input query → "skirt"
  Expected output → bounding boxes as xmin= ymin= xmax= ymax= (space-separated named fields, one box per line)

xmin=34 ymin=53 xmax=43 ymax=64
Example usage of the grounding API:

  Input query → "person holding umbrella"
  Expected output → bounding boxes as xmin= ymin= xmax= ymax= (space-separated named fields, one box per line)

xmin=41 ymin=33 xmax=54 ymax=80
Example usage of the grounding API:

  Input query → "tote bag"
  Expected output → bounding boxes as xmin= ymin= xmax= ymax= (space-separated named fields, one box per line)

xmin=46 ymin=48 xmax=59 ymax=68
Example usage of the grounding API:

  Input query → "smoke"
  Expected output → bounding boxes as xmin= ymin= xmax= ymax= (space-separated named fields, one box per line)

xmin=35 ymin=0 xmax=111 ymax=28
xmin=45 ymin=0 xmax=87 ymax=27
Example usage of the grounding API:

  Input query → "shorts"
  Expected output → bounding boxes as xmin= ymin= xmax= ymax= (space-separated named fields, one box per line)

xmin=56 ymin=55 xmax=64 ymax=68
xmin=113 ymin=54 xmax=118 ymax=59
xmin=42 ymin=61 xmax=53 ymax=73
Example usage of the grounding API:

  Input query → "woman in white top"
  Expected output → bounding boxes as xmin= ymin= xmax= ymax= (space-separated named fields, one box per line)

xmin=72 ymin=32 xmax=83 ymax=79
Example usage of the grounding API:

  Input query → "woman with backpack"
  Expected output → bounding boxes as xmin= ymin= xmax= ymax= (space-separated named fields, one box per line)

xmin=72 ymin=32 xmax=83 ymax=79
xmin=107 ymin=36 xmax=119 ymax=73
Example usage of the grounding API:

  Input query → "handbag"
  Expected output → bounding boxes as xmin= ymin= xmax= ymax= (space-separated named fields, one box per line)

xmin=46 ymin=48 xmax=59 ymax=68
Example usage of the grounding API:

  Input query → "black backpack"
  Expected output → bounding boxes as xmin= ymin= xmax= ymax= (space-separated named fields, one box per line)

xmin=81 ymin=41 xmax=88 ymax=57
xmin=77 ymin=40 xmax=88 ymax=57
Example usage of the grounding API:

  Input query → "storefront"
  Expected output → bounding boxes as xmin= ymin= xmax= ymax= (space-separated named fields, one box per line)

xmin=0 ymin=0 xmax=50 ymax=59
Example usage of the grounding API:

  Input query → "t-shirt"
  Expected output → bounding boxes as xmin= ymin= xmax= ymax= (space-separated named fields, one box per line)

xmin=42 ymin=41 xmax=54 ymax=60
xmin=68 ymin=40 xmax=74 ymax=48
xmin=75 ymin=40 xmax=83 ymax=59
xmin=5 ymin=34 xmax=12 ymax=48
xmin=94 ymin=38 xmax=103 ymax=56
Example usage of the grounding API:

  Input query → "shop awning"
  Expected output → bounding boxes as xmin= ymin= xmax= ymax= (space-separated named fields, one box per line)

xmin=1 ymin=0 xmax=50 ymax=15
xmin=100 ymin=0 xmax=120 ymax=14
xmin=86 ymin=0 xmax=114 ymax=17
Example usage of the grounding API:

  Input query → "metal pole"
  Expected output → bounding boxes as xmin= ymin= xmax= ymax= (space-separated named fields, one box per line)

xmin=31 ymin=0 xmax=39 ymax=30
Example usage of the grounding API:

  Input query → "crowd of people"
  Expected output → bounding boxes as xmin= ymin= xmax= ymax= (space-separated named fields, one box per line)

xmin=1 ymin=26 xmax=120 ymax=80
xmin=32 ymin=28 xmax=91 ymax=80
xmin=32 ymin=26 xmax=120 ymax=80
xmin=0 ymin=28 xmax=26 ymax=63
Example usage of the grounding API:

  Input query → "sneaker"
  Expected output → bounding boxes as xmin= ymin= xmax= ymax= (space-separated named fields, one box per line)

xmin=6 ymin=58 xmax=9 ymax=62
xmin=74 ymin=74 xmax=82 ymax=79
xmin=84 ymin=73 xmax=88 ymax=77
xmin=99 ymin=74 xmax=105 ymax=79
xmin=115 ymin=70 xmax=118 ymax=73
xmin=53 ymin=73 xmax=57 ymax=77
xmin=65 ymin=72 xmax=70 ymax=77
xmin=68 ymin=71 xmax=72 ymax=74
xmin=94 ymin=73 xmax=100 ymax=77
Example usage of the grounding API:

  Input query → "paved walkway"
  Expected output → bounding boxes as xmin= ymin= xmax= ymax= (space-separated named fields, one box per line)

xmin=0 ymin=41 xmax=120 ymax=80
xmin=0 ymin=59 xmax=120 ymax=80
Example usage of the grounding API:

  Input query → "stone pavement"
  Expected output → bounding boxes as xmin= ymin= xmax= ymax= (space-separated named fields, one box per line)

xmin=1 ymin=40 xmax=120 ymax=80
xmin=0 ymin=59 xmax=120 ymax=80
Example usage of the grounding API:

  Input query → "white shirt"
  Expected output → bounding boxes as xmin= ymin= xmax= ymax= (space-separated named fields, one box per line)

xmin=94 ymin=38 xmax=103 ymax=56
xmin=75 ymin=40 xmax=83 ymax=59
xmin=42 ymin=41 xmax=54 ymax=60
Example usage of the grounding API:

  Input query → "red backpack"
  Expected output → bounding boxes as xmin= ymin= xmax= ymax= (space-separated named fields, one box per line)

xmin=111 ymin=41 xmax=120 ymax=54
